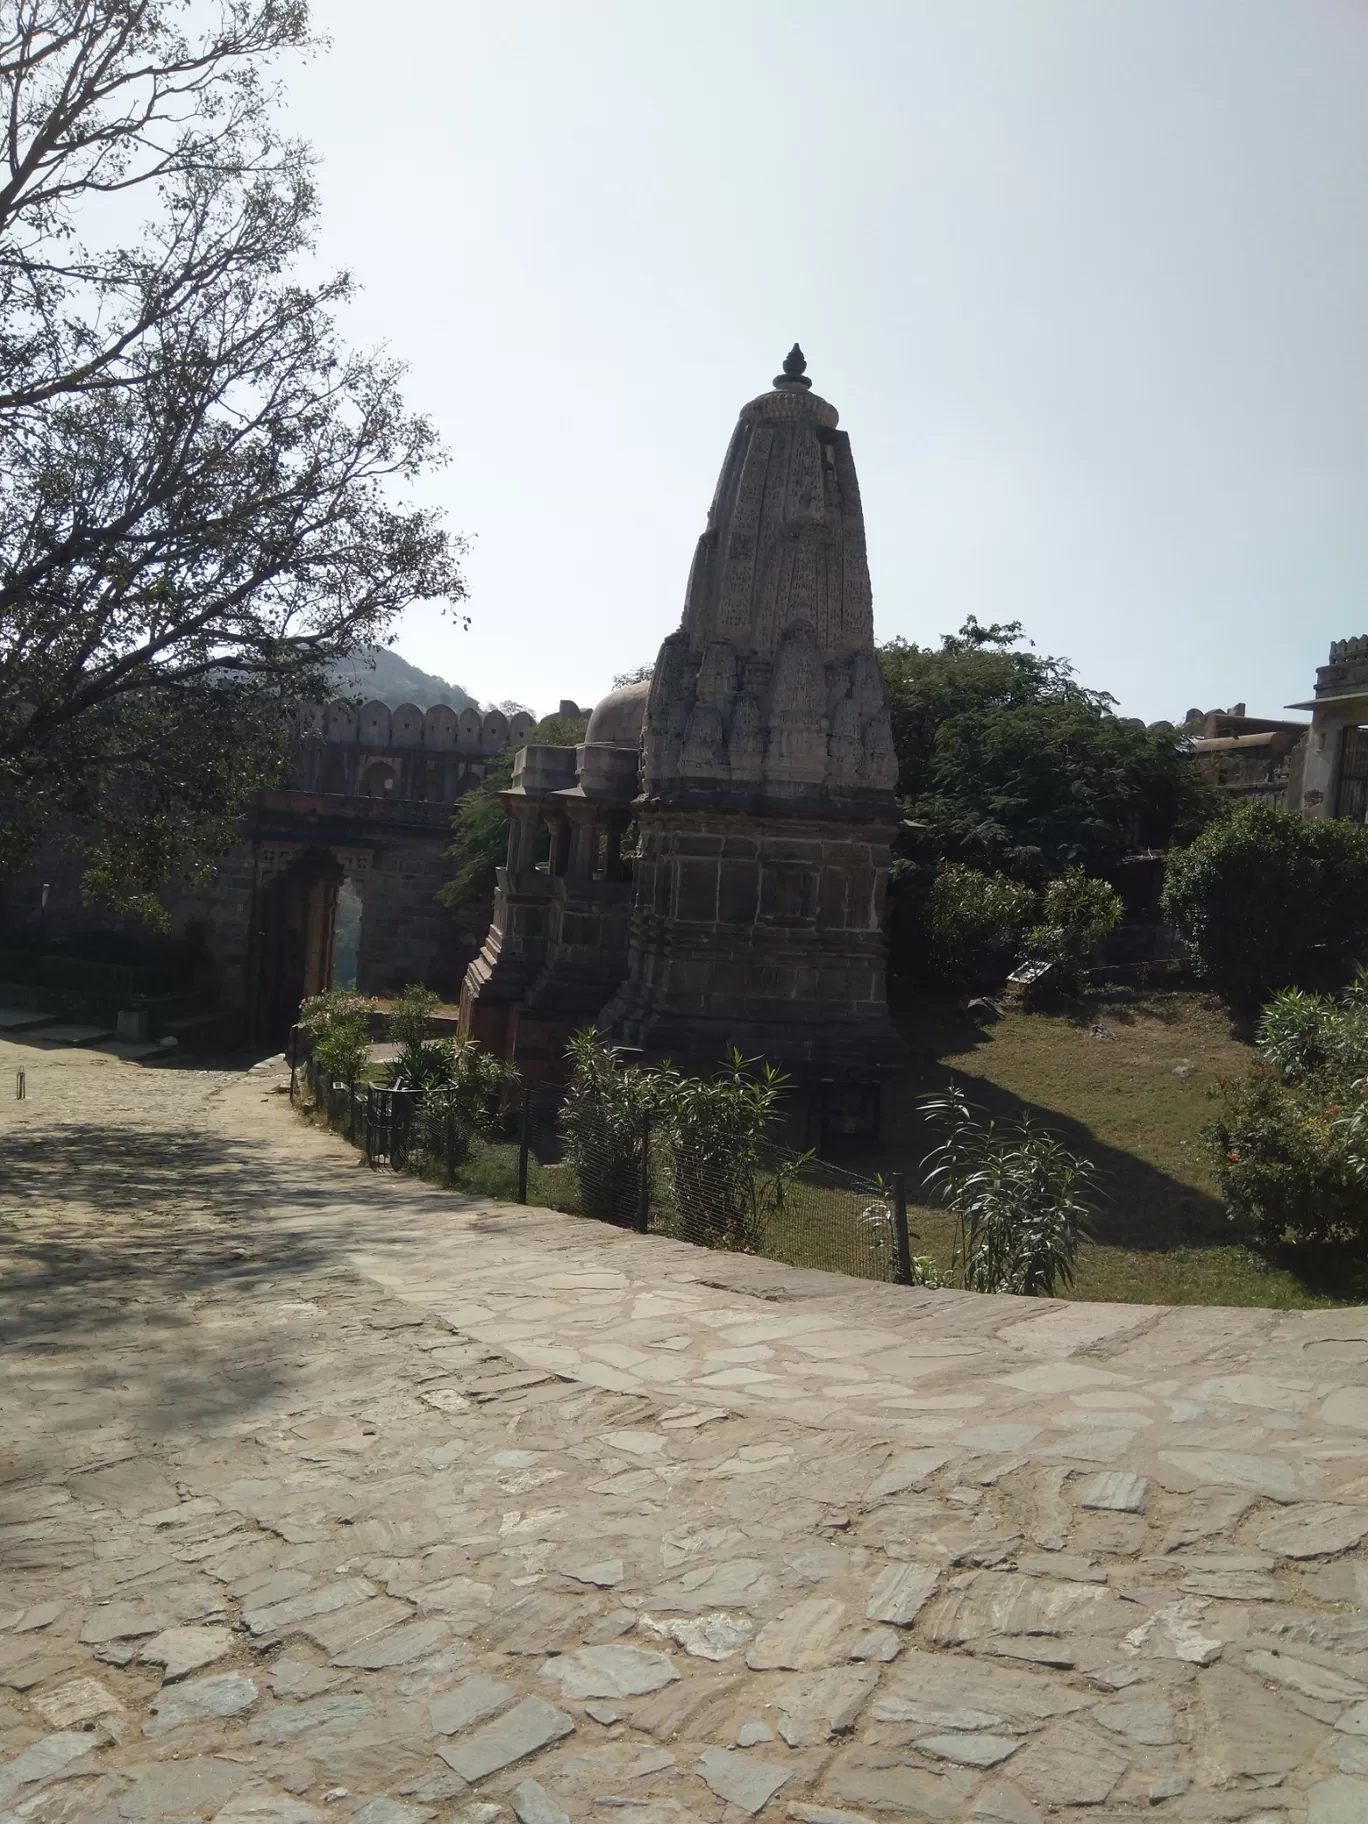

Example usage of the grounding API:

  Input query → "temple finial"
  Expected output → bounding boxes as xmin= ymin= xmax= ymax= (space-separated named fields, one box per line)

xmin=774 ymin=342 xmax=812 ymax=389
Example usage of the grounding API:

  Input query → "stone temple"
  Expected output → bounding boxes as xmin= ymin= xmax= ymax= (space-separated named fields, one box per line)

xmin=462 ymin=348 xmax=902 ymax=1071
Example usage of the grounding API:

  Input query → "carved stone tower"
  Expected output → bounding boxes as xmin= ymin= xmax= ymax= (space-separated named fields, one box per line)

xmin=604 ymin=347 xmax=901 ymax=1066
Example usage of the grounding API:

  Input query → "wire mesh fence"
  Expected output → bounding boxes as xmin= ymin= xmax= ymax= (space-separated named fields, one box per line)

xmin=291 ymin=1047 xmax=917 ymax=1287
xmin=655 ymin=1142 xmax=907 ymax=1284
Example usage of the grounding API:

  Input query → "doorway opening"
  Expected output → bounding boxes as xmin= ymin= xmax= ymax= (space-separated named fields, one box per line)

xmin=256 ymin=847 xmax=343 ymax=1044
xmin=1337 ymin=726 xmax=1368 ymax=822
xmin=331 ymin=875 xmax=363 ymax=989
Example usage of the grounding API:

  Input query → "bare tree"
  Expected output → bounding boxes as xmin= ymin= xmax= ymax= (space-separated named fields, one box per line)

xmin=0 ymin=2 xmax=466 ymax=916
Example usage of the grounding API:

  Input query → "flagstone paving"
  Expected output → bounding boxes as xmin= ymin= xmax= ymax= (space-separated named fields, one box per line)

xmin=4 ymin=1040 xmax=1368 ymax=1822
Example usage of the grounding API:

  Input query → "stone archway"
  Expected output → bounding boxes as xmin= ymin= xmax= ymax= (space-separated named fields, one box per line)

xmin=255 ymin=846 xmax=344 ymax=1044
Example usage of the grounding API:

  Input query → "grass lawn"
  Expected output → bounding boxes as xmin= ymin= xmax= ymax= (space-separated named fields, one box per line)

xmin=302 ymin=986 xmax=1362 ymax=1310
xmin=854 ymin=986 xmax=1353 ymax=1309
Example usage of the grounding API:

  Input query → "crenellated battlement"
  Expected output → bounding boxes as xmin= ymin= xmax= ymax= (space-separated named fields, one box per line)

xmin=294 ymin=699 xmax=535 ymax=755
xmin=1314 ymin=637 xmax=1368 ymax=702
xmin=283 ymin=700 xmax=538 ymax=805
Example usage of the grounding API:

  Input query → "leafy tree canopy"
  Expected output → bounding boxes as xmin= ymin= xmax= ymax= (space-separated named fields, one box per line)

xmin=0 ymin=1 xmax=465 ymax=921
xmin=880 ymin=619 xmax=1211 ymax=881
xmin=1162 ymin=801 xmax=1368 ymax=1004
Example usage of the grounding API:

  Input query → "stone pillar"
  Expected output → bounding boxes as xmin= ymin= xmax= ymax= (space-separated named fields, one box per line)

xmin=1300 ymin=715 xmax=1345 ymax=818
xmin=1289 ymin=637 xmax=1368 ymax=818
xmin=566 ymin=805 xmax=599 ymax=880
xmin=458 ymin=744 xmax=578 ymax=1053
xmin=548 ymin=813 xmax=573 ymax=879
xmin=512 ymin=744 xmax=642 ymax=1049
xmin=510 ymin=804 xmax=542 ymax=872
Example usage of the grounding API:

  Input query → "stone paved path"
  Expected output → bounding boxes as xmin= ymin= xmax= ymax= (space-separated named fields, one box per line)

xmin=4 ymin=1043 xmax=1368 ymax=1824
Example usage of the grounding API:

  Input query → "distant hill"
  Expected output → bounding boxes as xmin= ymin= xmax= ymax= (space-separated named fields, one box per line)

xmin=326 ymin=646 xmax=477 ymax=711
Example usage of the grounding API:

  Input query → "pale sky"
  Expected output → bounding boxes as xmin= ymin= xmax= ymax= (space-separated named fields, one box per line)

xmin=289 ymin=0 xmax=1368 ymax=724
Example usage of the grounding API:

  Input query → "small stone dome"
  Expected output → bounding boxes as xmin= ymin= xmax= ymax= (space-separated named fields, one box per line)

xmin=585 ymin=677 xmax=651 ymax=747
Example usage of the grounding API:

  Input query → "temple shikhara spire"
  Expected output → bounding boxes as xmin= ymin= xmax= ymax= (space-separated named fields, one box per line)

xmin=640 ymin=347 xmax=898 ymax=808
xmin=462 ymin=348 xmax=902 ymax=1069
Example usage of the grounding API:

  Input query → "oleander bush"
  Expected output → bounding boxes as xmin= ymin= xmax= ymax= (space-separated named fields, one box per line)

xmin=920 ymin=1088 xmax=1097 ymax=1295
xmin=559 ymin=1030 xmax=662 ymax=1227
xmin=656 ymin=1051 xmax=798 ymax=1253
xmin=1205 ymin=975 xmax=1368 ymax=1255
xmin=299 ymin=988 xmax=375 ymax=1086
xmin=410 ymin=1037 xmax=521 ymax=1169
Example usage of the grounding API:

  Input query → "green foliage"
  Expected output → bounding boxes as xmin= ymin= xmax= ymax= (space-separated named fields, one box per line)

xmin=439 ymin=771 xmax=514 ymax=911
xmin=388 ymin=984 xmax=441 ymax=1051
xmin=921 ymin=1088 xmax=1097 ymax=1295
xmin=557 ymin=1037 xmax=796 ymax=1246
xmin=298 ymin=989 xmax=374 ymax=1041
xmin=407 ymin=1037 xmax=521 ymax=1170
xmin=299 ymin=987 xmax=374 ymax=1087
xmin=879 ymin=620 xmax=1210 ymax=886
xmin=1024 ymin=869 xmax=1124 ymax=989
xmin=558 ymin=1030 xmax=661 ymax=1226
xmin=312 ymin=1021 xmax=371 ymax=1087
xmin=1257 ymin=976 xmax=1368 ymax=1086
xmin=925 ymin=865 xmax=1035 ymax=986
xmin=1205 ymin=975 xmax=1368 ymax=1255
xmin=656 ymin=1051 xmax=798 ymax=1253
xmin=613 ymin=664 xmax=655 ymax=687
xmin=1161 ymin=803 xmax=1368 ymax=1004
xmin=1205 ymin=1069 xmax=1368 ymax=1255
xmin=0 ymin=3 xmax=464 ymax=909
xmin=529 ymin=712 xmax=589 ymax=746
xmin=387 ymin=1041 xmax=456 ymax=1095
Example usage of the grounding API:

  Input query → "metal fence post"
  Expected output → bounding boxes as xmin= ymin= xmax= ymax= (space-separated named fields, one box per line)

xmin=635 ymin=1110 xmax=651 ymax=1233
xmin=891 ymin=1172 xmax=913 ymax=1286
xmin=364 ymin=1084 xmax=374 ymax=1166
xmin=517 ymin=1088 xmax=530 ymax=1204
xmin=445 ymin=1091 xmax=456 ymax=1183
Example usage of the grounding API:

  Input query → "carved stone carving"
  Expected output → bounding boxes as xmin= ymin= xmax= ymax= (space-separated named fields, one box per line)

xmin=639 ymin=351 xmax=894 ymax=809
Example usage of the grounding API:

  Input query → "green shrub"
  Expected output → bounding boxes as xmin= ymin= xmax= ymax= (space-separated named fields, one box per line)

xmin=298 ymin=987 xmax=373 ymax=1040
xmin=559 ymin=1030 xmax=661 ymax=1226
xmin=656 ymin=1051 xmax=797 ymax=1253
xmin=311 ymin=1017 xmax=371 ymax=1087
xmin=1205 ymin=974 xmax=1368 ymax=1254
xmin=920 ymin=1088 xmax=1097 ymax=1295
xmin=386 ymin=1043 xmax=453 ymax=1095
xmin=389 ymin=983 xmax=441 ymax=1050
xmin=299 ymin=987 xmax=374 ymax=1087
xmin=1024 ymin=869 xmax=1122 ymax=989
xmin=1162 ymin=802 xmax=1368 ymax=1004
xmin=1256 ymin=976 xmax=1368 ymax=1088
xmin=925 ymin=865 xmax=1035 ymax=986
xmin=408 ymin=1036 xmax=520 ymax=1170
xmin=1205 ymin=1069 xmax=1368 ymax=1253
